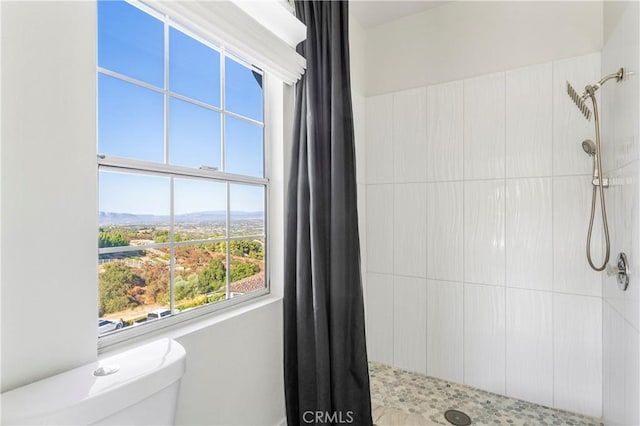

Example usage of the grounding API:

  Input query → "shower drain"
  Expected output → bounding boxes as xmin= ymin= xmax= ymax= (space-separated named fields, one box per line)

xmin=444 ymin=409 xmax=472 ymax=426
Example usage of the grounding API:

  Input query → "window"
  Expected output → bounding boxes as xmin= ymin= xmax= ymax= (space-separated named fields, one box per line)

xmin=97 ymin=0 xmax=268 ymax=340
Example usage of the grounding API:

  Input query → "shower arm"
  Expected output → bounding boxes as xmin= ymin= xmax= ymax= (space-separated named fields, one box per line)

xmin=584 ymin=68 xmax=624 ymax=96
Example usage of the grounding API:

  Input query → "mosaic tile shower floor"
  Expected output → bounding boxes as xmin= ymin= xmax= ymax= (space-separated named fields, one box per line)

xmin=369 ymin=362 xmax=603 ymax=426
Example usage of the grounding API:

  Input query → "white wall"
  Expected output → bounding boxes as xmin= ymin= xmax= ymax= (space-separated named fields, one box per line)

xmin=349 ymin=12 xmax=367 ymax=96
xmin=1 ymin=1 xmax=98 ymax=392
xmin=174 ymin=299 xmax=284 ymax=425
xmin=601 ymin=2 xmax=640 ymax=425
xmin=0 ymin=2 xmax=287 ymax=424
xmin=363 ymin=52 xmax=606 ymax=417
xmin=364 ymin=1 xmax=603 ymax=96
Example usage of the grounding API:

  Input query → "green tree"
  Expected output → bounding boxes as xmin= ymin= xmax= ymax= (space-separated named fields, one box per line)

xmin=99 ymin=263 xmax=138 ymax=315
xmin=99 ymin=228 xmax=129 ymax=248
xmin=219 ymin=240 xmax=264 ymax=259
xmin=230 ymin=261 xmax=260 ymax=282
xmin=153 ymin=229 xmax=169 ymax=243
xmin=197 ymin=258 xmax=226 ymax=293
xmin=175 ymin=274 xmax=202 ymax=301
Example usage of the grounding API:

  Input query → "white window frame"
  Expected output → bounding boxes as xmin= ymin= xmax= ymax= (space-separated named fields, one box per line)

xmin=97 ymin=0 xmax=272 ymax=351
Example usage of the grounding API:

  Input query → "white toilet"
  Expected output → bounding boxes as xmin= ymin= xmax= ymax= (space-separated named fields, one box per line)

xmin=1 ymin=338 xmax=186 ymax=425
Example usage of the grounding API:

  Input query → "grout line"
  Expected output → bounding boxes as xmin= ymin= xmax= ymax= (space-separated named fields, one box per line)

xmin=424 ymin=93 xmax=430 ymax=376
xmin=363 ymin=172 xmax=594 ymax=186
xmin=391 ymin=92 xmax=395 ymax=368
xmin=461 ymin=79 xmax=466 ymax=385
xmin=365 ymin=271 xmax=607 ymax=301
xmin=603 ymin=297 xmax=640 ymax=335
xmin=551 ymin=58 xmax=556 ymax=409
xmin=503 ymin=70 xmax=508 ymax=396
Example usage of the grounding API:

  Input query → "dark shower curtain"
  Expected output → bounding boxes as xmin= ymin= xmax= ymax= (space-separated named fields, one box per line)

xmin=283 ymin=1 xmax=372 ymax=425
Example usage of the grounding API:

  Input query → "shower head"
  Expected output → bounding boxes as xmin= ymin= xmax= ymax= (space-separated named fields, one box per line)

xmin=566 ymin=68 xmax=625 ymax=122
xmin=582 ymin=139 xmax=596 ymax=156
xmin=567 ymin=81 xmax=592 ymax=121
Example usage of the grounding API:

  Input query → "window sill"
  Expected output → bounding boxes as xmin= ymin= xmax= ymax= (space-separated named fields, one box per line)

xmin=98 ymin=292 xmax=282 ymax=356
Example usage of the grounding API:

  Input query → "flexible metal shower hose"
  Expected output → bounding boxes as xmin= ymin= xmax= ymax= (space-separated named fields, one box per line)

xmin=586 ymin=94 xmax=611 ymax=271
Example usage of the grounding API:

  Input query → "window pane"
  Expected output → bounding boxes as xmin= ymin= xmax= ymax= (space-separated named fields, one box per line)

xmin=230 ymin=184 xmax=265 ymax=237
xmin=169 ymin=28 xmax=220 ymax=106
xmin=99 ymin=171 xmax=170 ymax=237
xmin=229 ymin=238 xmax=265 ymax=297
xmin=225 ymin=57 xmax=263 ymax=121
xmin=169 ymin=98 xmax=221 ymax=169
xmin=225 ymin=116 xmax=263 ymax=177
xmin=98 ymin=74 xmax=164 ymax=162
xmin=98 ymin=0 xmax=164 ymax=87
xmin=174 ymin=178 xmax=227 ymax=241
xmin=175 ymin=244 xmax=228 ymax=310
xmin=98 ymin=250 xmax=170 ymax=327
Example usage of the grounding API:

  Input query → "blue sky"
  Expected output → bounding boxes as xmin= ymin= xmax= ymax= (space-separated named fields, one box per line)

xmin=97 ymin=0 xmax=264 ymax=216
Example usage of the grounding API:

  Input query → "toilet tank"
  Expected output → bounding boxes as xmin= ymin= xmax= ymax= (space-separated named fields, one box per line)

xmin=1 ymin=338 xmax=186 ymax=425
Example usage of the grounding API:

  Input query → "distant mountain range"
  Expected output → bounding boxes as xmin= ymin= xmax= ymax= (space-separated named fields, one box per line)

xmin=99 ymin=211 xmax=263 ymax=226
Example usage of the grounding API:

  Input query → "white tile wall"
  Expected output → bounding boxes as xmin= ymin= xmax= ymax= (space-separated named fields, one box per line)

xmin=506 ymin=178 xmax=552 ymax=291
xmin=610 ymin=162 xmax=640 ymax=330
xmin=463 ymin=283 xmax=506 ymax=395
xmin=393 ymin=183 xmax=427 ymax=277
xmin=427 ymin=81 xmax=463 ymax=182
xmin=463 ymin=72 xmax=505 ymax=180
xmin=601 ymin=3 xmax=640 ymax=425
xmin=365 ymin=94 xmax=393 ymax=184
xmin=427 ymin=182 xmax=463 ymax=282
xmin=365 ymin=273 xmax=394 ymax=365
xmin=623 ymin=170 xmax=640 ymax=330
xmin=505 ymin=288 xmax=553 ymax=407
xmin=603 ymin=301 xmax=625 ymax=425
xmin=506 ymin=288 xmax=553 ymax=407
xmin=552 ymin=53 xmax=601 ymax=177
xmin=602 ymin=163 xmax=632 ymax=316
xmin=553 ymin=293 xmax=602 ymax=417
xmin=601 ymin=0 xmax=639 ymax=172
xmin=552 ymin=175 xmax=602 ymax=296
xmin=353 ymin=91 xmax=367 ymax=295
xmin=427 ymin=280 xmax=463 ymax=383
xmin=393 ymin=276 xmax=427 ymax=374
xmin=506 ymin=63 xmax=553 ymax=178
xmin=362 ymin=52 xmax=611 ymax=417
xmin=352 ymin=91 xmax=366 ymax=184
xmin=463 ymin=180 xmax=505 ymax=286
xmin=623 ymin=321 xmax=640 ymax=426
xmin=392 ymin=88 xmax=427 ymax=183
xmin=366 ymin=185 xmax=393 ymax=274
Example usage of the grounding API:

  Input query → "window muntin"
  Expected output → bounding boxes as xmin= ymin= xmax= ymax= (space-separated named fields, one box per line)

xmin=97 ymin=0 xmax=268 ymax=340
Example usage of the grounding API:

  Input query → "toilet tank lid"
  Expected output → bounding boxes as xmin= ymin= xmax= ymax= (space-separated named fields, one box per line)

xmin=1 ymin=338 xmax=186 ymax=425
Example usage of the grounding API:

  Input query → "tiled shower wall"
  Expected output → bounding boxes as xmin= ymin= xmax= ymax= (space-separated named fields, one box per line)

xmin=361 ymin=52 xmax=607 ymax=417
xmin=601 ymin=2 xmax=640 ymax=425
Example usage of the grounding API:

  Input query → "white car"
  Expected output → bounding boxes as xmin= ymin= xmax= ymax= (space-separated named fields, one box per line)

xmin=98 ymin=319 xmax=123 ymax=335
xmin=147 ymin=308 xmax=172 ymax=320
